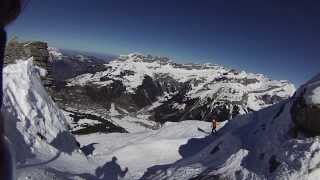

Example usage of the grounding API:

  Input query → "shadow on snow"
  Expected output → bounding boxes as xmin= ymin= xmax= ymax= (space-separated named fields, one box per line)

xmin=50 ymin=156 xmax=128 ymax=180
xmin=139 ymin=127 xmax=215 ymax=180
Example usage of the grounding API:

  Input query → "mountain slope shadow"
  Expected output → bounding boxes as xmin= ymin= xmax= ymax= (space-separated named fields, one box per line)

xmin=81 ymin=143 xmax=98 ymax=156
xmin=50 ymin=131 xmax=78 ymax=155
xmin=179 ymin=132 xmax=215 ymax=158
xmin=140 ymin=132 xmax=215 ymax=180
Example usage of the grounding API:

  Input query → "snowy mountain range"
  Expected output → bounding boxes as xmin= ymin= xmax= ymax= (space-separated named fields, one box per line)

xmin=48 ymin=47 xmax=116 ymax=87
xmin=50 ymin=51 xmax=295 ymax=133
xmin=3 ymin=44 xmax=319 ymax=180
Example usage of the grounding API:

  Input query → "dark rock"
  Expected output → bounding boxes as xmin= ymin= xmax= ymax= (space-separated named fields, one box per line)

xmin=36 ymin=132 xmax=46 ymax=141
xmin=132 ymin=75 xmax=163 ymax=108
xmin=260 ymin=94 xmax=284 ymax=105
xmin=66 ymin=110 xmax=128 ymax=135
xmin=269 ymin=155 xmax=281 ymax=173
xmin=291 ymin=91 xmax=320 ymax=135
xmin=4 ymin=38 xmax=54 ymax=87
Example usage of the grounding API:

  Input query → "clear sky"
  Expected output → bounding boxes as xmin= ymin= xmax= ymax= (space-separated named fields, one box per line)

xmin=7 ymin=0 xmax=320 ymax=86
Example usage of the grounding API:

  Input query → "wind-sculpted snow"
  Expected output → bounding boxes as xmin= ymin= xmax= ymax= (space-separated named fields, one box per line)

xmin=2 ymin=60 xmax=94 ymax=179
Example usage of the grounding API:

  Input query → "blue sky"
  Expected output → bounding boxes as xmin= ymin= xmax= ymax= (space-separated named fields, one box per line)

xmin=7 ymin=0 xmax=320 ymax=86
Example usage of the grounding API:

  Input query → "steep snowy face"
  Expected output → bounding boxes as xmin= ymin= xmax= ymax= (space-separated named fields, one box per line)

xmin=61 ymin=53 xmax=295 ymax=124
xmin=142 ymin=76 xmax=320 ymax=180
xmin=2 ymin=60 xmax=84 ymax=178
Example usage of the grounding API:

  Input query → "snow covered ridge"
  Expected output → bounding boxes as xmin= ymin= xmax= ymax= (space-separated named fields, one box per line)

xmin=2 ymin=60 xmax=92 ymax=179
xmin=64 ymin=53 xmax=295 ymax=123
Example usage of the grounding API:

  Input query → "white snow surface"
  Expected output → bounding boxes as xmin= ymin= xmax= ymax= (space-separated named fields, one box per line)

xmin=76 ymin=120 xmax=224 ymax=180
xmin=146 ymin=96 xmax=320 ymax=179
xmin=2 ymin=60 xmax=94 ymax=180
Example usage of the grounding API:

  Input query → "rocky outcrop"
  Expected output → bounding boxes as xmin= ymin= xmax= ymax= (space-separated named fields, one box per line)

xmin=291 ymin=75 xmax=320 ymax=135
xmin=64 ymin=109 xmax=128 ymax=135
xmin=5 ymin=38 xmax=49 ymax=66
xmin=4 ymin=38 xmax=53 ymax=87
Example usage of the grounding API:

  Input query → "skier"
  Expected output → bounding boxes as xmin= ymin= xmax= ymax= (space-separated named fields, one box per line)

xmin=96 ymin=156 xmax=128 ymax=180
xmin=211 ymin=117 xmax=218 ymax=134
xmin=0 ymin=0 xmax=22 ymax=179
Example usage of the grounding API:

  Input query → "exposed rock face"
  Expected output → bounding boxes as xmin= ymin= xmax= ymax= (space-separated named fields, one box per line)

xmin=4 ymin=38 xmax=53 ymax=87
xmin=4 ymin=39 xmax=115 ymax=90
xmin=291 ymin=74 xmax=320 ymax=134
xmin=64 ymin=109 xmax=127 ymax=135
xmin=5 ymin=38 xmax=49 ymax=67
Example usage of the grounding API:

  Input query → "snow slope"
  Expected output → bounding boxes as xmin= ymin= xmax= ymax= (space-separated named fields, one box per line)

xmin=76 ymin=120 xmax=226 ymax=180
xmin=143 ymin=76 xmax=320 ymax=180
